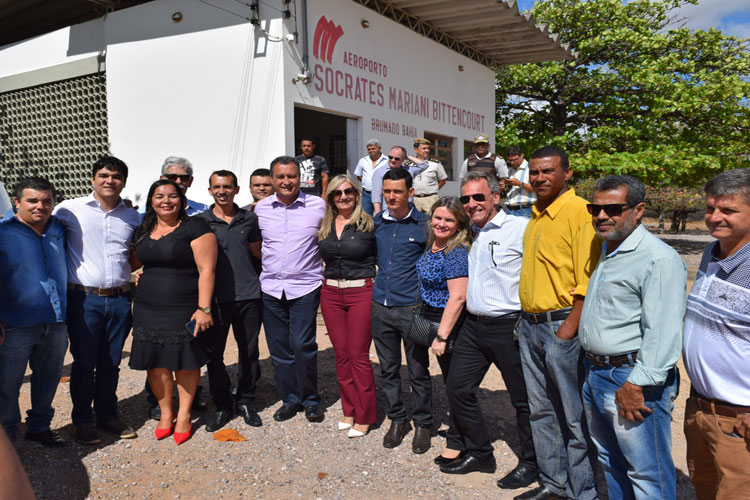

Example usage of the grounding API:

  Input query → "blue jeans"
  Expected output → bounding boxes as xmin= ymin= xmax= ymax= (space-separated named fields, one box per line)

xmin=518 ymin=317 xmax=599 ymax=500
xmin=361 ymin=189 xmax=374 ymax=216
xmin=67 ymin=290 xmax=132 ymax=425
xmin=262 ymin=289 xmax=320 ymax=407
xmin=583 ymin=362 xmax=679 ymax=500
xmin=0 ymin=323 xmax=68 ymax=439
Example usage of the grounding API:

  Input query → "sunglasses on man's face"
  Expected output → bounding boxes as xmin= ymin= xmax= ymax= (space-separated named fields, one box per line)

xmin=388 ymin=155 xmax=403 ymax=161
xmin=586 ymin=203 xmax=633 ymax=217
xmin=333 ymin=187 xmax=356 ymax=198
xmin=459 ymin=193 xmax=487 ymax=204
xmin=165 ymin=174 xmax=191 ymax=182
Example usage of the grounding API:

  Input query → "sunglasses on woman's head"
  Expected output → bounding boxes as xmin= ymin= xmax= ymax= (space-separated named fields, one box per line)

xmin=459 ymin=193 xmax=487 ymax=204
xmin=586 ymin=203 xmax=632 ymax=217
xmin=333 ymin=187 xmax=355 ymax=198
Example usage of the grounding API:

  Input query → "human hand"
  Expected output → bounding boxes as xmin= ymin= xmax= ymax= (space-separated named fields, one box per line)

xmin=190 ymin=310 xmax=213 ymax=336
xmin=431 ymin=337 xmax=446 ymax=357
xmin=734 ymin=414 xmax=750 ymax=440
xmin=506 ymin=177 xmax=522 ymax=187
xmin=615 ymin=382 xmax=652 ymax=423
xmin=554 ymin=320 xmax=577 ymax=341
xmin=134 ymin=269 xmax=143 ymax=286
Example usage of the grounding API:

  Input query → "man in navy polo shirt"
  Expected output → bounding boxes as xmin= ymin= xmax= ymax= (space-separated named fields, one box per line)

xmin=371 ymin=168 xmax=431 ymax=454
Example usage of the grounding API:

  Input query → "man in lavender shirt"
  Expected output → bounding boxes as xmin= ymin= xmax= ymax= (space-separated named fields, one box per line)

xmin=255 ymin=155 xmax=326 ymax=423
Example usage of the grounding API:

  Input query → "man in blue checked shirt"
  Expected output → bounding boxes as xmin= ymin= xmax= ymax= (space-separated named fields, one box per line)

xmin=579 ymin=175 xmax=687 ymax=500
xmin=0 ymin=177 xmax=69 ymax=447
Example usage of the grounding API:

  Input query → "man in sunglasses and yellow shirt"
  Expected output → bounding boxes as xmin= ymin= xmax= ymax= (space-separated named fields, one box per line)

xmin=580 ymin=175 xmax=686 ymax=500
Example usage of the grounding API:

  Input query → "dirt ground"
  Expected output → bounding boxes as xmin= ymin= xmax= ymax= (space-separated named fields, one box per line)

xmin=13 ymin=225 xmax=712 ymax=500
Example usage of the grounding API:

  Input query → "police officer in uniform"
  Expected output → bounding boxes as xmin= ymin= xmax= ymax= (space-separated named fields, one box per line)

xmin=459 ymin=135 xmax=508 ymax=180
xmin=412 ymin=138 xmax=447 ymax=213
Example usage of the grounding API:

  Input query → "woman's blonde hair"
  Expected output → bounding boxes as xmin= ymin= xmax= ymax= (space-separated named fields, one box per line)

xmin=317 ymin=174 xmax=374 ymax=240
xmin=427 ymin=196 xmax=472 ymax=254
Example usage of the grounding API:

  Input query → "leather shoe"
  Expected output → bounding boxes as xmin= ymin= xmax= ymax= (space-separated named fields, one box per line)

xmin=434 ymin=450 xmax=465 ymax=466
xmin=238 ymin=404 xmax=262 ymax=427
xmin=439 ymin=454 xmax=496 ymax=474
xmin=497 ymin=463 xmax=539 ymax=489
xmin=25 ymin=430 xmax=66 ymax=448
xmin=205 ymin=409 xmax=234 ymax=432
xmin=74 ymin=423 xmax=101 ymax=445
xmin=96 ymin=419 xmax=137 ymax=439
xmin=273 ymin=404 xmax=302 ymax=422
xmin=412 ymin=426 xmax=431 ymax=454
xmin=513 ymin=485 xmax=565 ymax=500
xmin=304 ymin=404 xmax=324 ymax=422
xmin=382 ymin=421 xmax=411 ymax=448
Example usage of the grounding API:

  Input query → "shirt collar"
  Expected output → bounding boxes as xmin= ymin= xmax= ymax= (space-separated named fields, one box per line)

xmin=205 ymin=203 xmax=243 ymax=222
xmin=532 ymin=188 xmax=577 ymax=220
xmin=602 ymin=223 xmax=647 ymax=258
xmin=474 ymin=152 xmax=493 ymax=160
xmin=85 ymin=192 xmax=126 ymax=210
xmin=269 ymin=191 xmax=306 ymax=208
xmin=382 ymin=206 xmax=415 ymax=221
xmin=710 ymin=239 xmax=750 ymax=274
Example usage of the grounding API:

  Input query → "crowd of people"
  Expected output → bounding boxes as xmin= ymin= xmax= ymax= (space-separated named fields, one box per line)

xmin=0 ymin=138 xmax=748 ymax=500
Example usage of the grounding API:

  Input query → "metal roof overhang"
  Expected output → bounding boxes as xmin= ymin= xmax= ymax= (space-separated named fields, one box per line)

xmin=352 ymin=0 xmax=572 ymax=67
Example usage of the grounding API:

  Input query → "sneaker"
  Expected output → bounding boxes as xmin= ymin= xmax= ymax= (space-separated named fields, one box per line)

xmin=74 ymin=423 xmax=101 ymax=445
xmin=97 ymin=419 xmax=137 ymax=439
xmin=25 ymin=429 xmax=67 ymax=448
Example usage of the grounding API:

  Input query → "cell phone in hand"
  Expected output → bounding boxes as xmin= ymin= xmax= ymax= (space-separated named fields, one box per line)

xmin=185 ymin=319 xmax=197 ymax=335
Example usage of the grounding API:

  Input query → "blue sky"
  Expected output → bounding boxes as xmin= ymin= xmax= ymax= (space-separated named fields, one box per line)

xmin=516 ymin=0 xmax=750 ymax=38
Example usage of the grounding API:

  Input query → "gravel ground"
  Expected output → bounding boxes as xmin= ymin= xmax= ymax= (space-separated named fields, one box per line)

xmin=13 ymin=228 xmax=714 ymax=500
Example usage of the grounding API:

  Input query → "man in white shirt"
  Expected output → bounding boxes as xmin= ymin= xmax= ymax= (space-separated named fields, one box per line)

xmin=354 ymin=139 xmax=388 ymax=215
xmin=439 ymin=171 xmax=538 ymax=491
xmin=504 ymin=146 xmax=536 ymax=218
xmin=54 ymin=156 xmax=141 ymax=445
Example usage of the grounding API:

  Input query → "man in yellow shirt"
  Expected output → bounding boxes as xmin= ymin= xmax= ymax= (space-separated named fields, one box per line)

xmin=514 ymin=146 xmax=601 ymax=500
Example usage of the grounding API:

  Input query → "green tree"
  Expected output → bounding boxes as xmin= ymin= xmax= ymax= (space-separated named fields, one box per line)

xmin=496 ymin=0 xmax=750 ymax=187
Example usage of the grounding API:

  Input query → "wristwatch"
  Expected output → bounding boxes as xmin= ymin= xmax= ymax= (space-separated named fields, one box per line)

xmin=435 ymin=336 xmax=448 ymax=343
xmin=198 ymin=306 xmax=211 ymax=314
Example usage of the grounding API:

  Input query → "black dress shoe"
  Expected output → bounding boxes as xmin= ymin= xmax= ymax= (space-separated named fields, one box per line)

xmin=439 ymin=454 xmax=497 ymax=474
xmin=205 ymin=409 xmax=234 ymax=432
xmin=412 ymin=426 xmax=431 ymax=454
xmin=513 ymin=485 xmax=565 ymax=500
xmin=434 ymin=450 xmax=465 ymax=466
xmin=273 ymin=404 xmax=302 ymax=422
xmin=25 ymin=430 xmax=66 ymax=448
xmin=304 ymin=404 xmax=324 ymax=423
xmin=497 ymin=463 xmax=540 ymax=489
xmin=382 ymin=421 xmax=411 ymax=448
xmin=237 ymin=404 xmax=262 ymax=427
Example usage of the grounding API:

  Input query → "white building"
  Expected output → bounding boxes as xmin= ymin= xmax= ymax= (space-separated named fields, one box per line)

xmin=0 ymin=0 xmax=568 ymax=205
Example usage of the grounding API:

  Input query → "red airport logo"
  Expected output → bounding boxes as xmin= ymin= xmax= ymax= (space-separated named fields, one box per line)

xmin=313 ymin=16 xmax=344 ymax=64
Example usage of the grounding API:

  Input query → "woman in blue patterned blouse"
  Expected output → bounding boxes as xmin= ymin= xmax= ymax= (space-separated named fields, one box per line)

xmin=415 ymin=196 xmax=472 ymax=466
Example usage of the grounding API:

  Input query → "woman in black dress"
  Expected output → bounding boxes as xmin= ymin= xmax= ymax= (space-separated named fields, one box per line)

xmin=129 ymin=180 xmax=217 ymax=444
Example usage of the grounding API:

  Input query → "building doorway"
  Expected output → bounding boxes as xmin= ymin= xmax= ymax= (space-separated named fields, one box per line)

xmin=294 ymin=106 xmax=351 ymax=178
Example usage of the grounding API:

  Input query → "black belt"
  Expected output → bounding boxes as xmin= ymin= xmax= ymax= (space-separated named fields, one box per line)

xmin=521 ymin=308 xmax=572 ymax=324
xmin=414 ymin=193 xmax=438 ymax=198
xmin=585 ymin=350 xmax=639 ymax=368
xmin=690 ymin=388 xmax=750 ymax=418
xmin=467 ymin=311 xmax=520 ymax=325
xmin=68 ymin=283 xmax=131 ymax=297
xmin=507 ymin=203 xmax=534 ymax=210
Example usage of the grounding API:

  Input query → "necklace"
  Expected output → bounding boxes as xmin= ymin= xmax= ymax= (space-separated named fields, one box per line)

xmin=432 ymin=242 xmax=447 ymax=253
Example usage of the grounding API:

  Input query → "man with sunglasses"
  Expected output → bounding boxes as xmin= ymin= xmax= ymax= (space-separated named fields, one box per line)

xmin=515 ymin=146 xmax=601 ymax=500
xmin=438 ymin=171 xmax=538 ymax=489
xmin=370 ymin=145 xmax=429 ymax=214
xmin=580 ymin=175 xmax=686 ymax=500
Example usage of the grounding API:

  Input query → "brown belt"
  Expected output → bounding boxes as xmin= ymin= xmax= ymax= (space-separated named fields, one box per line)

xmin=585 ymin=350 xmax=638 ymax=368
xmin=690 ymin=388 xmax=750 ymax=418
xmin=68 ymin=283 xmax=131 ymax=297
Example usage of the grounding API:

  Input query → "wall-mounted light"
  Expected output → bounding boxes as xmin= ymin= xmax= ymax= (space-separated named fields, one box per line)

xmin=458 ymin=65 xmax=465 ymax=72
xmin=361 ymin=19 xmax=370 ymax=29
xmin=172 ymin=12 xmax=183 ymax=23
xmin=292 ymin=73 xmax=313 ymax=85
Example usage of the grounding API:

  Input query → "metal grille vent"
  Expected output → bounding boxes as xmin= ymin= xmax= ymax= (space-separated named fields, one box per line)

xmin=0 ymin=73 xmax=109 ymax=202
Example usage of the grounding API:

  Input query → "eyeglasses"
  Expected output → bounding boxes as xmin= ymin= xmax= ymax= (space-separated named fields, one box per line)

xmin=388 ymin=155 xmax=403 ymax=160
xmin=586 ymin=203 xmax=633 ymax=216
xmin=165 ymin=174 xmax=192 ymax=182
xmin=332 ymin=187 xmax=355 ymax=198
xmin=459 ymin=193 xmax=487 ymax=204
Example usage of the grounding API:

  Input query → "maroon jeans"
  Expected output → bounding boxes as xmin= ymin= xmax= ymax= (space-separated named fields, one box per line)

xmin=320 ymin=281 xmax=377 ymax=425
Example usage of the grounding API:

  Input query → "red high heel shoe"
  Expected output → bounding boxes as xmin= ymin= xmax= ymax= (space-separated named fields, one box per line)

xmin=173 ymin=423 xmax=192 ymax=445
xmin=154 ymin=420 xmax=176 ymax=440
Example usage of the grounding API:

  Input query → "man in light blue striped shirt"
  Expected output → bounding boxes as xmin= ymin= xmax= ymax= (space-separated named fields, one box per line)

xmin=580 ymin=175 xmax=686 ymax=500
xmin=440 ymin=171 xmax=538 ymax=490
xmin=504 ymin=146 xmax=536 ymax=218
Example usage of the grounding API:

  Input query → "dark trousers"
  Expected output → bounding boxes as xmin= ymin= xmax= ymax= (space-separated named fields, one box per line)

xmin=321 ymin=282 xmax=377 ymax=424
xmin=447 ymin=314 xmax=536 ymax=464
xmin=262 ymin=289 xmax=320 ymax=407
xmin=66 ymin=290 xmax=132 ymax=425
xmin=203 ymin=299 xmax=262 ymax=410
xmin=370 ymin=301 xmax=432 ymax=427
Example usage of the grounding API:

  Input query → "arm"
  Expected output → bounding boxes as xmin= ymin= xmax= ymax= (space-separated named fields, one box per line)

xmin=249 ymin=240 xmax=262 ymax=260
xmin=555 ymin=296 xmax=585 ymax=340
xmin=459 ymin=159 xmax=468 ymax=181
xmin=371 ymin=170 xmax=384 ymax=213
xmin=321 ymin=172 xmax=329 ymax=195
xmin=129 ymin=243 xmax=143 ymax=285
xmin=436 ymin=164 xmax=447 ymax=190
xmin=431 ymin=277 xmax=468 ymax=356
xmin=189 ymin=232 xmax=218 ymax=335
xmin=438 ymin=180 xmax=447 ymax=189
xmin=373 ymin=202 xmax=382 ymax=214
